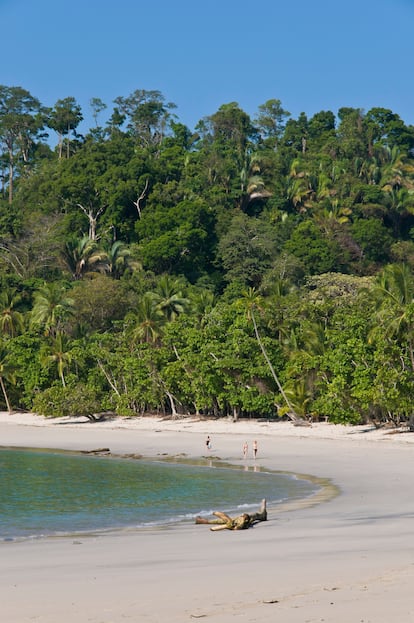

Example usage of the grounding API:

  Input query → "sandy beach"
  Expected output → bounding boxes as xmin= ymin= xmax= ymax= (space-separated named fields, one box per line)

xmin=1 ymin=412 xmax=414 ymax=622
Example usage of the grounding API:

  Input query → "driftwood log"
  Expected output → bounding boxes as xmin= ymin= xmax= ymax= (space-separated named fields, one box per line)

xmin=195 ymin=499 xmax=267 ymax=531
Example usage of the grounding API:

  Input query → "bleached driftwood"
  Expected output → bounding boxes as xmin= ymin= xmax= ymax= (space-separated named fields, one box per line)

xmin=195 ymin=499 xmax=267 ymax=531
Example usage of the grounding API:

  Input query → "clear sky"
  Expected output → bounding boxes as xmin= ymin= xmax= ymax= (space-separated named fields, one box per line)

xmin=2 ymin=0 xmax=414 ymax=134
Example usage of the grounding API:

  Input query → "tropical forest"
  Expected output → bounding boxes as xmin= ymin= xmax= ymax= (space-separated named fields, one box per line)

xmin=1 ymin=86 xmax=414 ymax=427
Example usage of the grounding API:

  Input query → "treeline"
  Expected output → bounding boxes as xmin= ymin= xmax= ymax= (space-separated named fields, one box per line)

xmin=1 ymin=85 xmax=414 ymax=426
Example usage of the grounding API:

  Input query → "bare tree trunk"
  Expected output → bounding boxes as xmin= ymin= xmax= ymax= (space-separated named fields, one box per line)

xmin=58 ymin=133 xmax=63 ymax=159
xmin=97 ymin=360 xmax=121 ymax=396
xmin=0 ymin=375 xmax=12 ymax=413
xmin=132 ymin=179 xmax=149 ymax=218
xmin=66 ymin=123 xmax=71 ymax=159
xmin=77 ymin=203 xmax=105 ymax=240
xmin=250 ymin=309 xmax=298 ymax=420
xmin=166 ymin=390 xmax=179 ymax=417
xmin=8 ymin=155 xmax=13 ymax=204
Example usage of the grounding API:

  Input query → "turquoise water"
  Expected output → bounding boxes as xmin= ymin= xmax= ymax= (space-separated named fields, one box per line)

xmin=0 ymin=448 xmax=318 ymax=540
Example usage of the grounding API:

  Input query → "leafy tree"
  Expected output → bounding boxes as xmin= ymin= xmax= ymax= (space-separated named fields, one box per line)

xmin=89 ymin=97 xmax=107 ymax=128
xmin=47 ymin=97 xmax=83 ymax=159
xmin=284 ymin=221 xmax=342 ymax=275
xmin=350 ymin=218 xmax=393 ymax=264
xmin=136 ymin=198 xmax=216 ymax=280
xmin=113 ymin=89 xmax=176 ymax=146
xmin=69 ymin=275 xmax=132 ymax=333
xmin=32 ymin=381 xmax=100 ymax=419
xmin=0 ymin=85 xmax=45 ymax=202
xmin=337 ymin=107 xmax=367 ymax=160
xmin=282 ymin=112 xmax=308 ymax=153
xmin=1 ymin=333 xmax=46 ymax=409
xmin=208 ymin=102 xmax=256 ymax=154
xmin=254 ymin=99 xmax=290 ymax=149
xmin=365 ymin=107 xmax=414 ymax=153
xmin=217 ymin=213 xmax=279 ymax=286
xmin=307 ymin=110 xmax=336 ymax=152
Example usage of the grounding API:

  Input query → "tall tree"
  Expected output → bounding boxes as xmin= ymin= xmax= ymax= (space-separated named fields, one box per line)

xmin=238 ymin=288 xmax=298 ymax=419
xmin=41 ymin=332 xmax=73 ymax=387
xmin=31 ymin=282 xmax=75 ymax=337
xmin=129 ymin=293 xmax=165 ymax=344
xmin=61 ymin=235 xmax=104 ymax=279
xmin=150 ymin=275 xmax=190 ymax=321
xmin=47 ymin=97 xmax=83 ymax=159
xmin=0 ymin=85 xmax=45 ymax=202
xmin=255 ymin=99 xmax=290 ymax=149
xmin=370 ymin=263 xmax=414 ymax=371
xmin=113 ymin=89 xmax=176 ymax=147
xmin=89 ymin=97 xmax=107 ymax=127
xmin=0 ymin=288 xmax=24 ymax=337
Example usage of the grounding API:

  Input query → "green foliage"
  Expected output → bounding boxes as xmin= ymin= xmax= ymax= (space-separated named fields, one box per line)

xmin=136 ymin=199 xmax=216 ymax=280
xmin=217 ymin=213 xmax=279 ymax=286
xmin=32 ymin=382 xmax=100 ymax=418
xmin=3 ymin=333 xmax=47 ymax=409
xmin=69 ymin=275 xmax=133 ymax=333
xmin=3 ymin=85 xmax=414 ymax=425
xmin=284 ymin=221 xmax=342 ymax=275
xmin=351 ymin=218 xmax=393 ymax=263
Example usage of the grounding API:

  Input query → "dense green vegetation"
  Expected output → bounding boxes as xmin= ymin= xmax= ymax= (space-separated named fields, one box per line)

xmin=2 ymin=85 xmax=414 ymax=426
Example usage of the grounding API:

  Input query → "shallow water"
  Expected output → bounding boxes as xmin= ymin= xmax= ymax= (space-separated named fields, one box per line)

xmin=0 ymin=448 xmax=318 ymax=540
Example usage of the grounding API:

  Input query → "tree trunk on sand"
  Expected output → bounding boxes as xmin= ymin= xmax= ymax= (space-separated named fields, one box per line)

xmin=0 ymin=375 xmax=12 ymax=413
xmin=195 ymin=499 xmax=267 ymax=531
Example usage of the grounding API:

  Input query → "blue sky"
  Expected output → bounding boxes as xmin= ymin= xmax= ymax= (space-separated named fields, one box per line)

xmin=2 ymin=0 xmax=414 ymax=135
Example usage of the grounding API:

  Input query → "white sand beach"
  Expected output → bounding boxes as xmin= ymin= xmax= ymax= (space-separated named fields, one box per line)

xmin=1 ymin=411 xmax=414 ymax=622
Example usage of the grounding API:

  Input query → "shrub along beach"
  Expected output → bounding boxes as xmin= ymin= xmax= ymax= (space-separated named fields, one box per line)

xmin=1 ymin=412 xmax=414 ymax=622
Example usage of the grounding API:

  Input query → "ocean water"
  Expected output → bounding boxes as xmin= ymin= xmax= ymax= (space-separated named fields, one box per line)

xmin=0 ymin=448 xmax=318 ymax=541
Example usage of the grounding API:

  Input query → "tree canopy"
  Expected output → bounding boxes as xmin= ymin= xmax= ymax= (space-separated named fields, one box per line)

xmin=2 ymin=83 xmax=414 ymax=427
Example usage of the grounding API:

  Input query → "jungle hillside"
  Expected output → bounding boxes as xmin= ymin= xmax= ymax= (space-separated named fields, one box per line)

xmin=2 ymin=85 xmax=414 ymax=427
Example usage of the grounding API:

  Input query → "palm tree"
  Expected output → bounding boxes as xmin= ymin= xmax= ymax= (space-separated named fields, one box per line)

xmin=238 ymin=288 xmax=298 ymax=419
xmin=282 ymin=320 xmax=329 ymax=417
xmin=61 ymin=236 xmax=105 ymax=280
xmin=380 ymin=146 xmax=414 ymax=192
xmin=370 ymin=263 xmax=414 ymax=371
xmin=0 ymin=288 xmax=24 ymax=337
xmin=31 ymin=282 xmax=75 ymax=337
xmin=284 ymin=378 xmax=313 ymax=418
xmin=41 ymin=332 xmax=73 ymax=387
xmin=190 ymin=290 xmax=216 ymax=327
xmin=131 ymin=293 xmax=165 ymax=344
xmin=312 ymin=199 xmax=352 ymax=236
xmin=102 ymin=240 xmax=142 ymax=278
xmin=151 ymin=275 xmax=190 ymax=321
xmin=287 ymin=177 xmax=313 ymax=213
xmin=239 ymin=153 xmax=272 ymax=210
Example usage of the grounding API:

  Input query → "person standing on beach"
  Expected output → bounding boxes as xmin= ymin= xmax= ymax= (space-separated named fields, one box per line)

xmin=206 ymin=435 xmax=211 ymax=451
xmin=243 ymin=441 xmax=248 ymax=459
xmin=253 ymin=440 xmax=258 ymax=459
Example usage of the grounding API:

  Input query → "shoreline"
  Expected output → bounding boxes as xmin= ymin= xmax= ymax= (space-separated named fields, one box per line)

xmin=1 ymin=412 xmax=414 ymax=622
xmin=0 ymin=448 xmax=339 ymax=541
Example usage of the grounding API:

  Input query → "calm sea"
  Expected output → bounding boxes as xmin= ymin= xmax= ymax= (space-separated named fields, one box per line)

xmin=0 ymin=448 xmax=318 ymax=541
